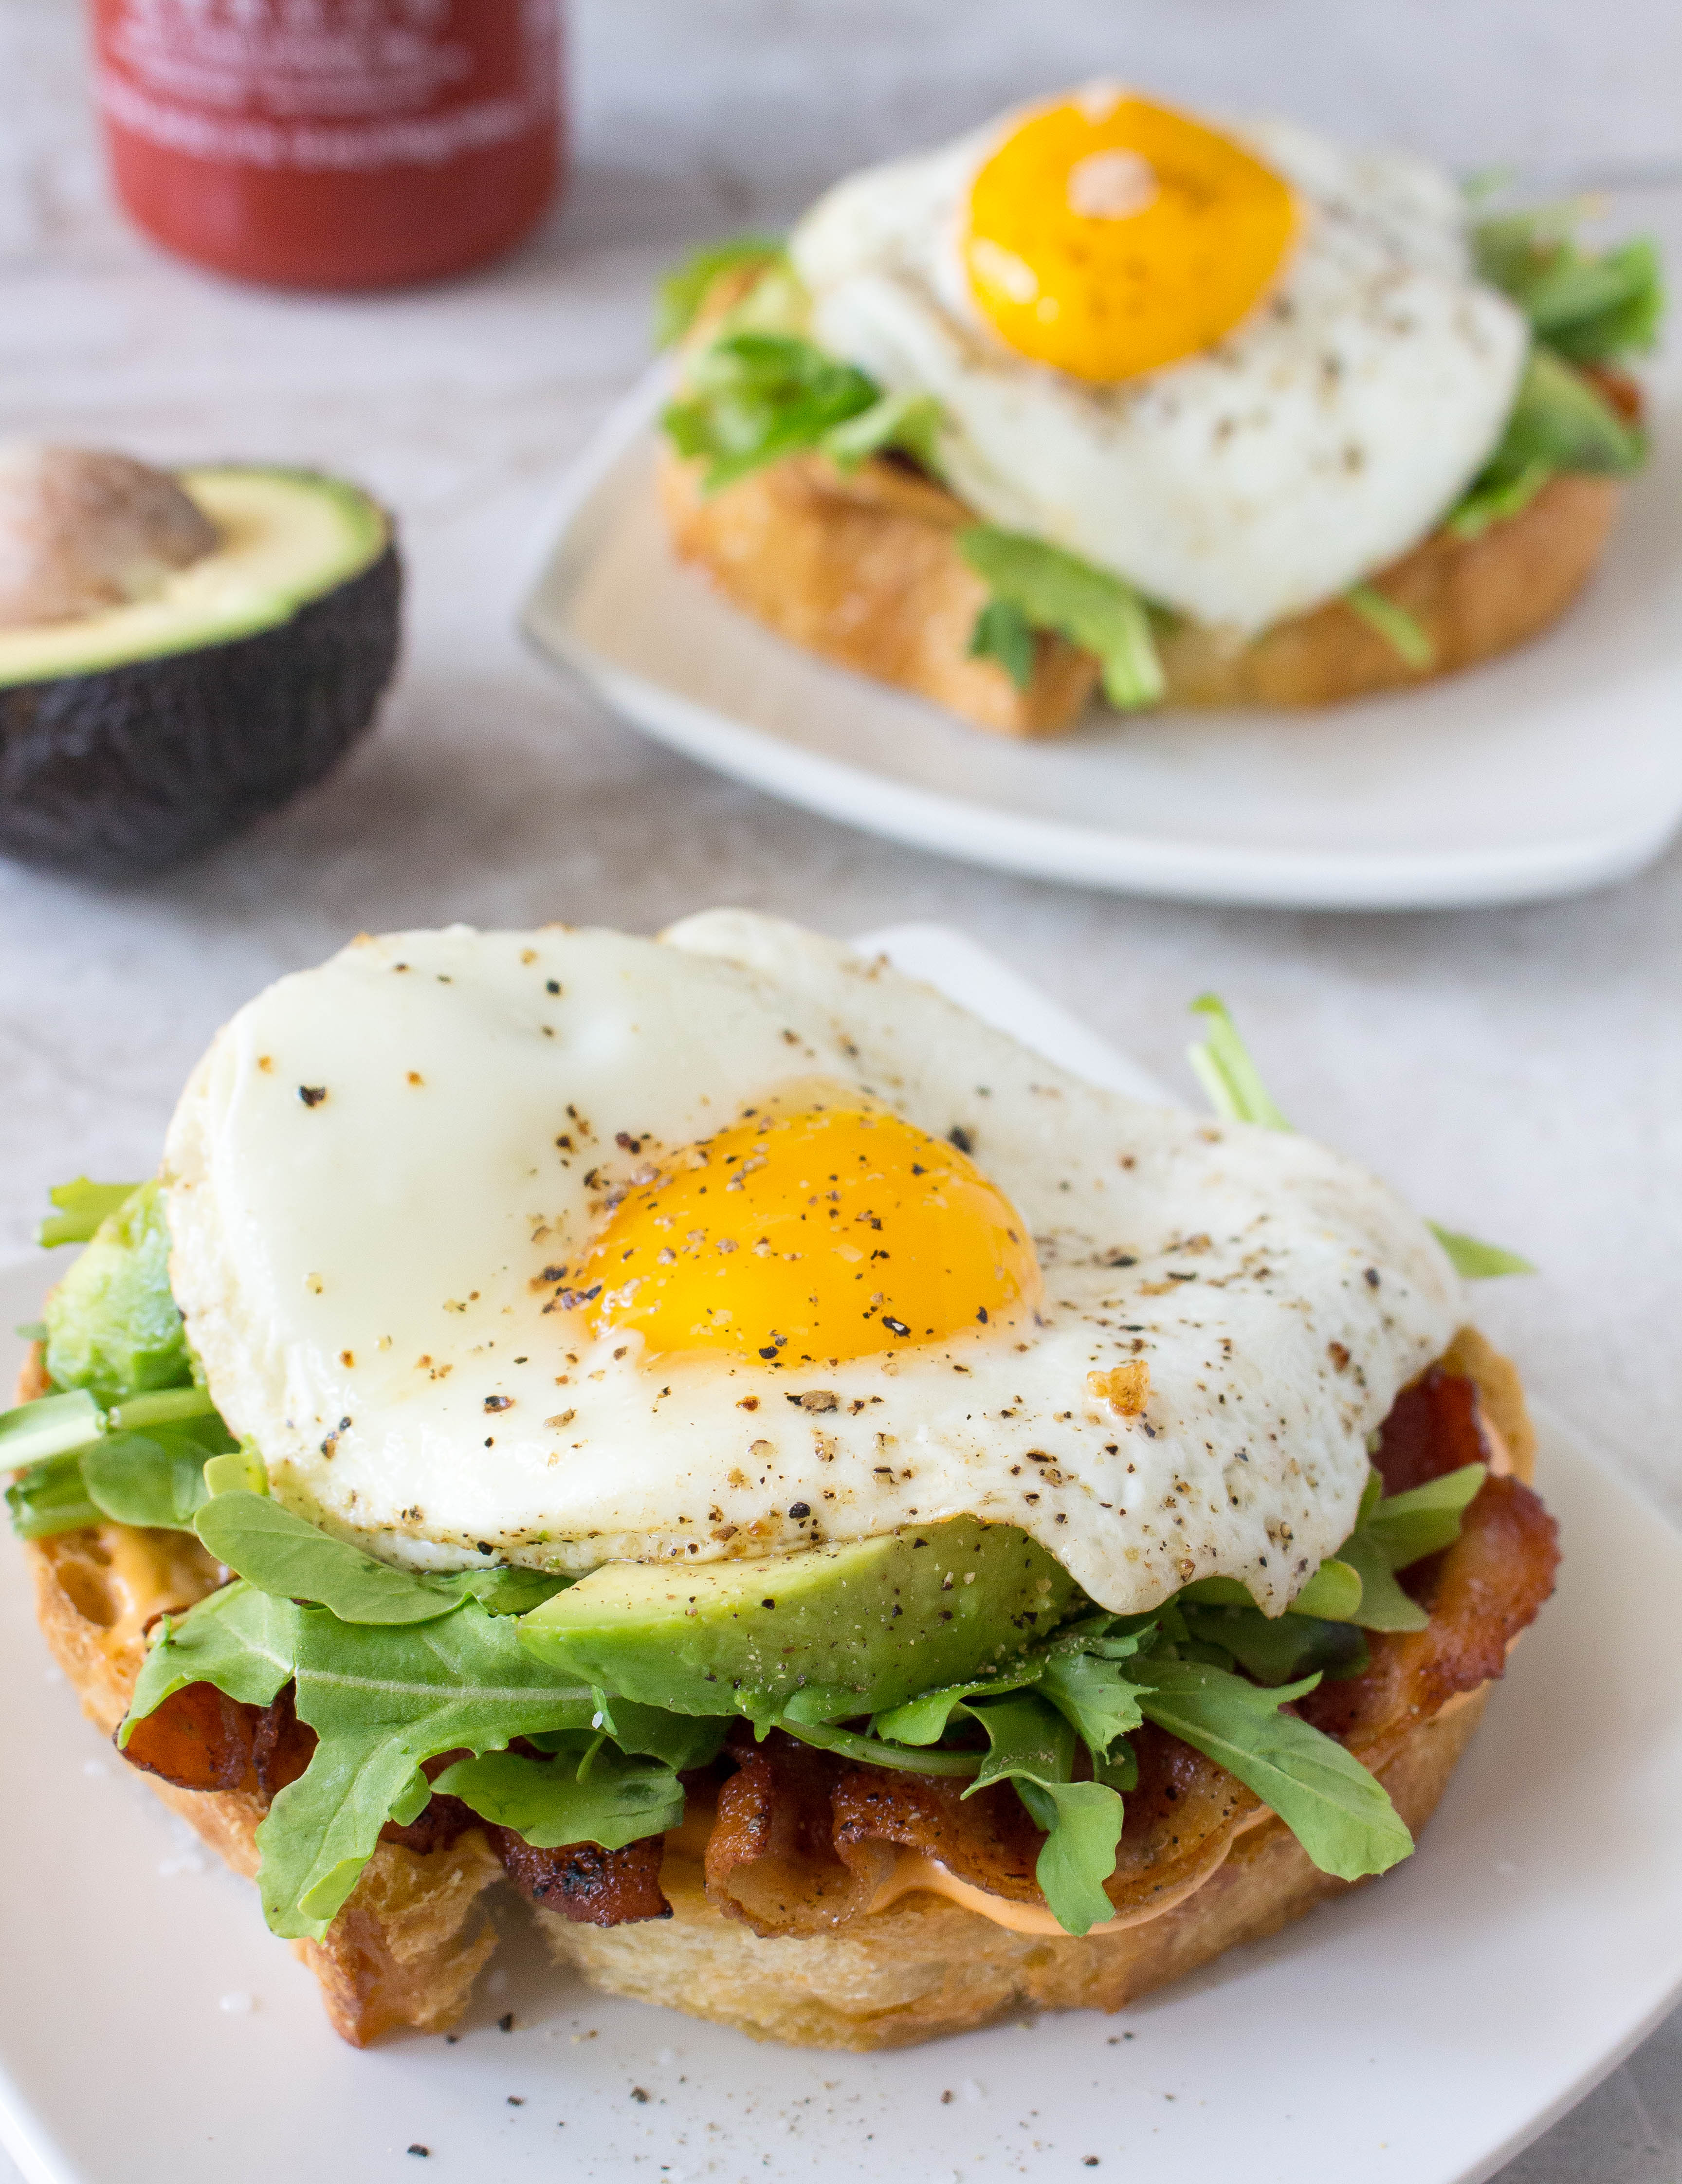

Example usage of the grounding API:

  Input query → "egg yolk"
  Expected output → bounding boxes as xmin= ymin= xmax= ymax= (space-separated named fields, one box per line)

xmin=965 ymin=91 xmax=1297 ymax=382
xmin=573 ymin=1102 xmax=1041 ymax=1365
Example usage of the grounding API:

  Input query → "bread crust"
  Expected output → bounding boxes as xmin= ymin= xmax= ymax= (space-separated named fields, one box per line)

xmin=16 ymin=1326 xmax=1536 ymax=2046
xmin=658 ymin=445 xmax=1620 ymax=735
xmin=26 ymin=1523 xmax=501 ymax=2045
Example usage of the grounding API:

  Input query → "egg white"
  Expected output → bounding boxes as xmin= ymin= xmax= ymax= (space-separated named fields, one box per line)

xmin=163 ymin=913 xmax=1462 ymax=1616
xmin=788 ymin=99 xmax=1530 ymax=633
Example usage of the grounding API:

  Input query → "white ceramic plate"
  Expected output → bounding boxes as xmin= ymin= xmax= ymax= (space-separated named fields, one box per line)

xmin=521 ymin=368 xmax=1682 ymax=911
xmin=3 ymin=925 xmax=1681 ymax=2184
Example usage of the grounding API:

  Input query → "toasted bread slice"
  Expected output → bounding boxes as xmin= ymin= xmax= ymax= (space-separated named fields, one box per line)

xmin=17 ymin=1326 xmax=1536 ymax=2047
xmin=658 ymin=446 xmax=1620 ymax=735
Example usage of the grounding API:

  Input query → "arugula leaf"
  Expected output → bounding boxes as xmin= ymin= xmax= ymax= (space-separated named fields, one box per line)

xmin=5 ymin=1453 xmax=101 ymax=1539
xmin=663 ymin=332 xmax=880 ymax=493
xmin=1180 ymin=1603 xmax=1368 ymax=1686
xmin=82 ymin=1425 xmax=226 ymax=1531
xmin=585 ymin=1692 xmax=732 ymax=1773
xmin=1329 ymin=1531 xmax=1428 ymax=1633
xmin=1475 ymin=206 xmax=1664 ymax=364
xmin=958 ymin=527 xmax=1164 ymax=708
xmin=1487 ymin=346 xmax=1644 ymax=481
xmin=433 ymin=1743 xmax=685 ymax=1850
xmin=455 ymin=1567 xmax=572 ymax=1618
xmin=963 ymin=1693 xmax=1125 ymax=1936
xmin=1186 ymin=993 xmax=1290 ymax=1130
xmin=1364 ymin=1461 xmax=1487 ymax=1565
xmin=968 ymin=596 xmax=1037 ymax=690
xmin=123 ymin=1583 xmax=598 ymax=1937
xmin=0 ymin=1387 xmax=103 ymax=1468
xmin=1346 ymin=585 xmax=1435 ymax=670
xmin=822 ymin=389 xmax=943 ymax=475
xmin=42 ymin=1180 xmax=192 ymax=1402
xmin=772 ymin=1715 xmax=988 ymax=1777
xmin=105 ymin=1386 xmax=219 ymax=1432
xmin=1446 ymin=459 xmax=1553 ymax=541
xmin=655 ymin=236 xmax=786 ymax=348
xmin=37 ymin=1178 xmax=139 ymax=1249
xmin=1136 ymin=1658 xmax=1412 ymax=1880
xmin=1428 ymin=1223 xmax=1535 ymax=1278
xmin=1036 ymin=1644 xmax=1148 ymax=1755
xmin=194 ymin=1490 xmax=473 ymax=1626
xmin=1289 ymin=1555 xmax=1363 ymax=1622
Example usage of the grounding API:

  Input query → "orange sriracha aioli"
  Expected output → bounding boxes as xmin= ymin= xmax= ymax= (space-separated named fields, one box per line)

xmin=88 ymin=0 xmax=564 ymax=291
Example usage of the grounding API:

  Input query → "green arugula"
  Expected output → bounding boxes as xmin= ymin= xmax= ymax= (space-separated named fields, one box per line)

xmin=82 ymin=1426 xmax=225 ymax=1531
xmin=1485 ymin=345 xmax=1645 ymax=482
xmin=37 ymin=1178 xmax=138 ymax=1249
xmin=433 ymin=1742 xmax=687 ymax=1851
xmin=1427 ymin=1224 xmax=1536 ymax=1279
xmin=1178 ymin=1601 xmax=1369 ymax=1686
xmin=964 ymin=1693 xmax=1125 ymax=1936
xmin=1345 ymin=585 xmax=1435 ymax=670
xmin=968 ymin=596 xmax=1038 ymax=689
xmin=1446 ymin=459 xmax=1553 ymax=542
xmin=664 ymin=333 xmax=885 ymax=494
xmin=1186 ymin=993 xmax=1292 ymax=1132
xmin=1135 ymin=1658 xmax=1413 ymax=1879
xmin=1474 ymin=203 xmax=1664 ymax=365
xmin=195 ymin=1490 xmax=471 ymax=1625
xmin=957 ymin=527 xmax=1164 ymax=709
xmin=655 ymin=236 xmax=787 ymax=349
xmin=823 ymin=389 xmax=943 ymax=475
xmin=1186 ymin=996 xmax=1533 ymax=1277
xmin=123 ymin=1584 xmax=600 ymax=1939
xmin=1335 ymin=1462 xmax=1487 ymax=1632
xmin=5 ymin=1453 xmax=101 ymax=1540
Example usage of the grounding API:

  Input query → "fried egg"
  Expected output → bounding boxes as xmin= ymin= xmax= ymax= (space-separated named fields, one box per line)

xmin=163 ymin=912 xmax=1462 ymax=1616
xmin=788 ymin=87 xmax=1529 ymax=632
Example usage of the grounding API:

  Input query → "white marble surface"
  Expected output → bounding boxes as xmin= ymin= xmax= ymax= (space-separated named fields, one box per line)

xmin=0 ymin=2 xmax=1679 ymax=2177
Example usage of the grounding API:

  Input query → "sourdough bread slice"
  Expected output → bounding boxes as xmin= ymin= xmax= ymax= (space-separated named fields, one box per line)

xmin=658 ymin=446 xmax=1620 ymax=735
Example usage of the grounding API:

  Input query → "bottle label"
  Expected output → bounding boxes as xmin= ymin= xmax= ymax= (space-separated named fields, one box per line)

xmin=95 ymin=0 xmax=558 ymax=172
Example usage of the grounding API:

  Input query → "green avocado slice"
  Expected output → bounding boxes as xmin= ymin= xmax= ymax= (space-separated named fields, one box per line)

xmin=516 ymin=1517 xmax=1085 ymax=1724
xmin=0 ymin=468 xmax=387 ymax=688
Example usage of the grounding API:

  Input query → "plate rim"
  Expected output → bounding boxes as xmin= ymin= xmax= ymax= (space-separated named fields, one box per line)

xmin=519 ymin=363 xmax=1682 ymax=913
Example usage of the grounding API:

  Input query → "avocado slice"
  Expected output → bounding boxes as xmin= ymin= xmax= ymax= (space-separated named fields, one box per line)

xmin=517 ymin=1517 xmax=1085 ymax=1723
xmin=0 ymin=467 xmax=399 ymax=876
xmin=41 ymin=1179 xmax=190 ymax=1402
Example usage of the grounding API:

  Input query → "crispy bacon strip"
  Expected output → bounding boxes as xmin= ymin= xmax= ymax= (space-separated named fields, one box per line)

xmin=494 ymin=1830 xmax=671 ymax=1925
xmin=119 ymin=1682 xmax=315 ymax=1796
xmin=1371 ymin=1365 xmax=1489 ymax=1494
xmin=705 ymin=1727 xmax=893 ymax=1935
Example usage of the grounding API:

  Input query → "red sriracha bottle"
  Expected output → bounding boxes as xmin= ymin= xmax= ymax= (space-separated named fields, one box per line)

xmin=88 ymin=0 xmax=564 ymax=291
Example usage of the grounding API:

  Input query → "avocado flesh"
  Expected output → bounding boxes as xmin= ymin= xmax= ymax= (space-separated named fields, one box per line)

xmin=42 ymin=1180 xmax=191 ymax=1402
xmin=0 ymin=473 xmax=400 ymax=877
xmin=516 ymin=1517 xmax=1086 ymax=1723
xmin=0 ymin=469 xmax=387 ymax=688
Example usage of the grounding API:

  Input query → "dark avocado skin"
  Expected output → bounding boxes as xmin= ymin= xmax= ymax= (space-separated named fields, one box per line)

xmin=0 ymin=541 xmax=400 ymax=879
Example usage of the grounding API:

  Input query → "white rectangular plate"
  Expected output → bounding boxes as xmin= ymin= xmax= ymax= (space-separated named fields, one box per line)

xmin=3 ymin=926 xmax=1680 ymax=2184
xmin=522 ymin=368 xmax=1682 ymax=910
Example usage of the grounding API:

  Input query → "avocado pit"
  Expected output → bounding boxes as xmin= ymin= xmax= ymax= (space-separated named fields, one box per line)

xmin=0 ymin=445 xmax=219 ymax=629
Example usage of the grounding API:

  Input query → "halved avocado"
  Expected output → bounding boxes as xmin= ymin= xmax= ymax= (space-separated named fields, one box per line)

xmin=0 ymin=467 xmax=400 ymax=877
xmin=516 ymin=1516 xmax=1086 ymax=1722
